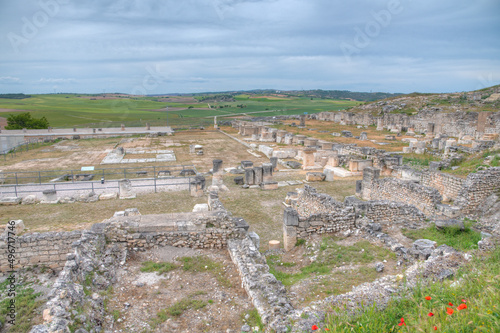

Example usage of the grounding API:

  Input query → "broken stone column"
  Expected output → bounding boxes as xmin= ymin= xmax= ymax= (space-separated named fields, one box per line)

xmin=244 ymin=168 xmax=255 ymax=185
xmin=283 ymin=207 xmax=299 ymax=251
xmin=212 ymin=159 xmax=224 ymax=186
xmin=320 ymin=141 xmax=334 ymax=150
xmin=304 ymin=138 xmax=318 ymax=147
xmin=426 ymin=123 xmax=435 ymax=137
xmin=241 ymin=160 xmax=253 ymax=169
xmin=360 ymin=132 xmax=368 ymax=140
xmin=262 ymin=163 xmax=273 ymax=182
xmin=415 ymin=141 xmax=426 ymax=154
xmin=190 ymin=176 xmax=206 ymax=197
xmin=121 ymin=124 xmax=125 ymax=131
xmin=119 ymin=179 xmax=136 ymax=199
xmin=270 ymin=157 xmax=278 ymax=171
xmin=253 ymin=166 xmax=263 ymax=185
xmin=293 ymin=135 xmax=307 ymax=145
xmin=146 ymin=123 xmax=150 ymax=130
xmin=299 ymin=114 xmax=306 ymax=127
xmin=302 ymin=148 xmax=317 ymax=170
xmin=41 ymin=189 xmax=58 ymax=204
xmin=284 ymin=134 xmax=294 ymax=145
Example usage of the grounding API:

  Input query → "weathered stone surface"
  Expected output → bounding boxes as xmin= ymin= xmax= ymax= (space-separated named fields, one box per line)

xmin=234 ymin=176 xmax=244 ymax=185
xmin=99 ymin=192 xmax=118 ymax=200
xmin=409 ymin=239 xmax=437 ymax=260
xmin=306 ymin=172 xmax=326 ymax=182
xmin=0 ymin=197 xmax=22 ymax=205
xmin=118 ymin=179 xmax=136 ymax=199
xmin=434 ymin=219 xmax=465 ymax=231
xmin=21 ymin=195 xmax=38 ymax=205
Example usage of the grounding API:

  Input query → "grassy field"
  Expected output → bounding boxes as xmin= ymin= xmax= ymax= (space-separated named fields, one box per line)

xmin=0 ymin=94 xmax=359 ymax=128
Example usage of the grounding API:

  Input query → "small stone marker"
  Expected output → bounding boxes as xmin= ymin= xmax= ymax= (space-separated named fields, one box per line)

xmin=269 ymin=240 xmax=280 ymax=250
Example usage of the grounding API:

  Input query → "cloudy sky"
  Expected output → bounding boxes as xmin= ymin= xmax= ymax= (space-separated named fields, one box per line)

xmin=0 ymin=0 xmax=499 ymax=94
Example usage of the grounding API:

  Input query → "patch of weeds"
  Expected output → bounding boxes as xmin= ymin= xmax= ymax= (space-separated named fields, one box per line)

xmin=0 ymin=277 xmax=43 ymax=333
xmin=180 ymin=256 xmax=232 ymax=287
xmin=268 ymin=238 xmax=395 ymax=286
xmin=241 ymin=309 xmax=264 ymax=331
xmin=295 ymin=238 xmax=306 ymax=246
xmin=151 ymin=293 xmax=208 ymax=329
xmin=322 ymin=247 xmax=500 ymax=332
xmin=112 ymin=309 xmax=120 ymax=321
xmin=402 ymin=223 xmax=481 ymax=251
xmin=140 ymin=261 xmax=177 ymax=275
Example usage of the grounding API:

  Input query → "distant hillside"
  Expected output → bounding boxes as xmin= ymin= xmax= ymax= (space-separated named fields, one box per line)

xmin=168 ymin=89 xmax=402 ymax=102
xmin=0 ymin=93 xmax=31 ymax=99
xmin=350 ymin=85 xmax=500 ymax=116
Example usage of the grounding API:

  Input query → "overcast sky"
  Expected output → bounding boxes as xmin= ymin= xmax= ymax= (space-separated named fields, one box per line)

xmin=1 ymin=0 xmax=499 ymax=94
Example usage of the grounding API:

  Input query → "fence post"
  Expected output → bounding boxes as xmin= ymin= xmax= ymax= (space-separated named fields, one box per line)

xmin=15 ymin=185 xmax=17 ymax=197
xmin=38 ymin=171 xmax=41 ymax=184
xmin=15 ymin=173 xmax=18 ymax=186
xmin=92 ymin=182 xmax=94 ymax=192
xmin=124 ymin=168 xmax=126 ymax=179
xmin=154 ymin=166 xmax=157 ymax=193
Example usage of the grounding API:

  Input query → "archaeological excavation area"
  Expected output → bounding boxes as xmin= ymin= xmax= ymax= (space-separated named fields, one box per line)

xmin=0 ymin=105 xmax=499 ymax=333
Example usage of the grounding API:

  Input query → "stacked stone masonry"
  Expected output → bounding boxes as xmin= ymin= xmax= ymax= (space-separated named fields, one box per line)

xmin=421 ymin=171 xmax=465 ymax=202
xmin=454 ymin=167 xmax=500 ymax=215
xmin=0 ymin=231 xmax=82 ymax=272
xmin=360 ymin=169 xmax=442 ymax=216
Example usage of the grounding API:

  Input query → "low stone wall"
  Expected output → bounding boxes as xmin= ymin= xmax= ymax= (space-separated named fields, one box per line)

xmin=359 ymin=200 xmax=426 ymax=225
xmin=0 ymin=230 xmax=82 ymax=272
xmin=421 ymin=171 xmax=465 ymax=202
xmin=228 ymin=236 xmax=293 ymax=328
xmin=454 ymin=167 xmax=500 ymax=215
xmin=283 ymin=186 xmax=356 ymax=250
xmin=360 ymin=168 xmax=442 ymax=215
xmin=30 ymin=225 xmax=127 ymax=333
xmin=103 ymin=210 xmax=248 ymax=250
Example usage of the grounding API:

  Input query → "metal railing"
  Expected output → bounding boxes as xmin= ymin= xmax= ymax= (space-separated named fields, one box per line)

xmin=0 ymin=165 xmax=198 ymax=197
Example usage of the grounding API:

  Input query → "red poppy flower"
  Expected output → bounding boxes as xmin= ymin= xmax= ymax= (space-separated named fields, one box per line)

xmin=312 ymin=325 xmax=319 ymax=331
xmin=434 ymin=326 xmax=438 ymax=330
xmin=428 ymin=312 xmax=434 ymax=317
xmin=457 ymin=303 xmax=467 ymax=310
xmin=461 ymin=299 xmax=467 ymax=303
xmin=325 ymin=329 xmax=330 ymax=331
xmin=398 ymin=318 xmax=406 ymax=326
xmin=446 ymin=307 xmax=454 ymax=315
xmin=425 ymin=296 xmax=432 ymax=300
xmin=448 ymin=302 xmax=453 ymax=306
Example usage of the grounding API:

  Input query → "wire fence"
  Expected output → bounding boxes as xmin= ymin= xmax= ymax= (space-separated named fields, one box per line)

xmin=0 ymin=165 xmax=198 ymax=197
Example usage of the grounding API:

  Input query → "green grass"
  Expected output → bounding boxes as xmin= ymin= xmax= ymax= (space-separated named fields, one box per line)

xmin=0 ymin=93 xmax=359 ymax=128
xmin=140 ymin=261 xmax=177 ymax=275
xmin=403 ymin=153 xmax=441 ymax=168
xmin=443 ymin=149 xmax=500 ymax=176
xmin=321 ymin=247 xmax=500 ymax=332
xmin=180 ymin=256 xmax=232 ymax=287
xmin=268 ymin=238 xmax=395 ymax=286
xmin=151 ymin=293 xmax=208 ymax=328
xmin=0 ymin=277 xmax=43 ymax=332
xmin=241 ymin=309 xmax=264 ymax=331
xmin=402 ymin=223 xmax=482 ymax=251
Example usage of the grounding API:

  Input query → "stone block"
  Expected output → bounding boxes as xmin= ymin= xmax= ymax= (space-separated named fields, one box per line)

xmin=283 ymin=207 xmax=299 ymax=226
xmin=99 ymin=192 xmax=118 ymax=200
xmin=119 ymin=179 xmax=136 ymax=199
xmin=260 ymin=181 xmax=278 ymax=190
xmin=323 ymin=168 xmax=335 ymax=181
xmin=0 ymin=197 xmax=22 ymax=206
xmin=192 ymin=204 xmax=209 ymax=212
xmin=306 ymin=172 xmax=326 ymax=182
xmin=241 ymin=160 xmax=253 ymax=169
